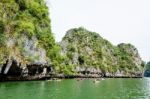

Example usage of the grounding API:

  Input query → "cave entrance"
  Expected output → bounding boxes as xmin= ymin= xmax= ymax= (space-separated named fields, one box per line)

xmin=1 ymin=60 xmax=22 ymax=76
xmin=27 ymin=64 xmax=52 ymax=76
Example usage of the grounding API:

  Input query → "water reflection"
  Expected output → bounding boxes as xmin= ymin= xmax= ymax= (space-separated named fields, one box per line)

xmin=141 ymin=78 xmax=150 ymax=98
xmin=0 ymin=79 xmax=150 ymax=99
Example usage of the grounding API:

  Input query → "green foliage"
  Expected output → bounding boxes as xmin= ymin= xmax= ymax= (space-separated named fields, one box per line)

xmin=17 ymin=20 xmax=35 ymax=37
xmin=61 ymin=27 xmax=144 ymax=75
xmin=0 ymin=0 xmax=144 ymax=76
xmin=0 ymin=0 xmax=63 ymax=70
xmin=67 ymin=44 xmax=76 ymax=52
xmin=78 ymin=55 xmax=85 ymax=65
xmin=145 ymin=62 xmax=150 ymax=70
xmin=0 ymin=21 xmax=4 ymax=33
xmin=0 ymin=34 xmax=6 ymax=46
xmin=62 ymin=64 xmax=75 ymax=75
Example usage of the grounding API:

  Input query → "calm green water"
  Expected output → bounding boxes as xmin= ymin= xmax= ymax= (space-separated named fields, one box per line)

xmin=0 ymin=78 xmax=150 ymax=99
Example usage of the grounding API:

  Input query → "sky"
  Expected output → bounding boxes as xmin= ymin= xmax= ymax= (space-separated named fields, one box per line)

xmin=46 ymin=0 xmax=150 ymax=62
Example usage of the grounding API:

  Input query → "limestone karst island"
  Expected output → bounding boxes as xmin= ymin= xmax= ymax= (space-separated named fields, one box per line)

xmin=0 ymin=0 xmax=150 ymax=99
xmin=0 ymin=0 xmax=145 ymax=81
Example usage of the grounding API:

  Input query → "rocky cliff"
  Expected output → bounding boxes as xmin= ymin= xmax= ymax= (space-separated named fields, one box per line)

xmin=0 ymin=1 xmax=145 ymax=80
xmin=60 ymin=27 xmax=145 ymax=77
xmin=144 ymin=62 xmax=150 ymax=77
xmin=0 ymin=0 xmax=61 ymax=80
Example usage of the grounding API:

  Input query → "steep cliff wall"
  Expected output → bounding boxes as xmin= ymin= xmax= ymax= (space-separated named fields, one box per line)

xmin=0 ymin=0 xmax=60 ymax=79
xmin=0 ymin=1 xmax=145 ymax=80
xmin=60 ymin=27 xmax=145 ymax=77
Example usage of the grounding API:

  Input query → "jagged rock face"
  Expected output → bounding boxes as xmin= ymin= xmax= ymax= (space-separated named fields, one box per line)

xmin=0 ymin=35 xmax=51 ymax=78
xmin=5 ymin=36 xmax=49 ymax=65
xmin=0 ymin=0 xmax=56 ymax=77
xmin=60 ymin=27 xmax=145 ymax=77
xmin=117 ymin=43 xmax=143 ymax=70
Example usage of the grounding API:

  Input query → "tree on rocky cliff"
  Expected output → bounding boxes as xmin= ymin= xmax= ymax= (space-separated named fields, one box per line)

xmin=0 ymin=0 xmax=62 ymax=74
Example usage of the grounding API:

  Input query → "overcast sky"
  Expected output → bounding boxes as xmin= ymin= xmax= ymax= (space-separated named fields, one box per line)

xmin=46 ymin=0 xmax=150 ymax=62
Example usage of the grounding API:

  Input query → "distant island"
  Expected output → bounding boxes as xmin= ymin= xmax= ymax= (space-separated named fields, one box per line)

xmin=144 ymin=62 xmax=150 ymax=77
xmin=0 ymin=0 xmax=145 ymax=81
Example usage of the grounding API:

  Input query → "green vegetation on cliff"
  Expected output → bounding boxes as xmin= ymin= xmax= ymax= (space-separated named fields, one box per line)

xmin=60 ymin=27 xmax=144 ymax=77
xmin=0 ymin=0 xmax=144 ymax=78
xmin=0 ymin=0 xmax=61 ymax=70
